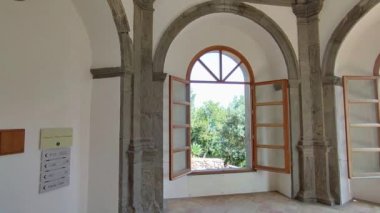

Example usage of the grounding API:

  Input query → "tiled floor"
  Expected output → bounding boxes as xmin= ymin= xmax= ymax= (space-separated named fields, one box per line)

xmin=165 ymin=192 xmax=380 ymax=213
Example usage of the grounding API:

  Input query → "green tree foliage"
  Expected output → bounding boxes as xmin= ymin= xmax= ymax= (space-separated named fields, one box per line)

xmin=191 ymin=95 xmax=247 ymax=167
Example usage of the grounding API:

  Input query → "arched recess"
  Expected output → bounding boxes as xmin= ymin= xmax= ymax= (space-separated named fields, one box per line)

xmin=153 ymin=0 xmax=298 ymax=80
xmin=321 ymin=0 xmax=380 ymax=205
xmin=153 ymin=0 xmax=301 ymax=198
xmin=106 ymin=0 xmax=133 ymax=212
xmin=322 ymin=0 xmax=380 ymax=77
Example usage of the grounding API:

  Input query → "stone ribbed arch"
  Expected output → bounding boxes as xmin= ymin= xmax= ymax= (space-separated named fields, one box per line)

xmin=107 ymin=0 xmax=133 ymax=70
xmin=153 ymin=0 xmax=299 ymax=80
xmin=322 ymin=0 xmax=380 ymax=77
xmin=106 ymin=0 xmax=133 ymax=212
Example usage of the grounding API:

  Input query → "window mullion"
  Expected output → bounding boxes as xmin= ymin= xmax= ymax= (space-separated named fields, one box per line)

xmin=198 ymin=59 xmax=219 ymax=81
xmin=219 ymin=50 xmax=223 ymax=81
xmin=223 ymin=61 xmax=242 ymax=82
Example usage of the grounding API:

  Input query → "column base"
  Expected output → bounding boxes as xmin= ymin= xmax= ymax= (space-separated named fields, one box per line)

xmin=296 ymin=190 xmax=317 ymax=203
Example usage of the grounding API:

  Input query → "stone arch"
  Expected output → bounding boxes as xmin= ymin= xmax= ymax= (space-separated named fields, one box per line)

xmin=373 ymin=54 xmax=380 ymax=75
xmin=322 ymin=0 xmax=380 ymax=77
xmin=153 ymin=0 xmax=299 ymax=80
xmin=106 ymin=0 xmax=133 ymax=212
xmin=153 ymin=0 xmax=302 ymax=200
xmin=321 ymin=0 xmax=380 ymax=204
xmin=107 ymin=0 xmax=133 ymax=70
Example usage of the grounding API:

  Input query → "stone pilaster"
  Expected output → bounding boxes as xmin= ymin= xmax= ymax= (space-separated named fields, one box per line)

xmin=292 ymin=0 xmax=335 ymax=205
xmin=128 ymin=0 xmax=161 ymax=212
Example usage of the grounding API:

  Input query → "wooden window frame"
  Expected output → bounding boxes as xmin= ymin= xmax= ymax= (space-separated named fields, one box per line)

xmin=343 ymin=76 xmax=380 ymax=178
xmin=169 ymin=76 xmax=191 ymax=180
xmin=253 ymin=80 xmax=291 ymax=174
xmin=169 ymin=45 xmax=292 ymax=179
xmin=186 ymin=46 xmax=255 ymax=175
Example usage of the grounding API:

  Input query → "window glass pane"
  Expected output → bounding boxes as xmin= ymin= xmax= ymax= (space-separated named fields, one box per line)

xmin=225 ymin=67 xmax=246 ymax=82
xmin=222 ymin=52 xmax=239 ymax=80
xmin=199 ymin=51 xmax=220 ymax=80
xmin=190 ymin=61 xmax=217 ymax=81
xmin=349 ymin=103 xmax=378 ymax=124
xmin=172 ymin=128 xmax=187 ymax=149
xmin=348 ymin=79 xmax=377 ymax=100
xmin=255 ymin=83 xmax=283 ymax=103
xmin=190 ymin=83 xmax=246 ymax=108
xmin=173 ymin=151 xmax=188 ymax=174
xmin=172 ymin=80 xmax=187 ymax=102
xmin=352 ymin=152 xmax=380 ymax=175
xmin=257 ymin=148 xmax=285 ymax=168
xmin=256 ymin=127 xmax=284 ymax=146
xmin=190 ymin=82 xmax=249 ymax=170
xmin=350 ymin=128 xmax=380 ymax=149
xmin=256 ymin=105 xmax=283 ymax=124
xmin=172 ymin=105 xmax=187 ymax=125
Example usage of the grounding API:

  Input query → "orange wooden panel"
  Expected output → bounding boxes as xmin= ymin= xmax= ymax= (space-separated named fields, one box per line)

xmin=169 ymin=75 xmax=191 ymax=180
xmin=0 ymin=129 xmax=25 ymax=156
xmin=253 ymin=79 xmax=291 ymax=174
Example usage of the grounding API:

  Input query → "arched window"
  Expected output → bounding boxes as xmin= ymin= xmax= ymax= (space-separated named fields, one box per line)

xmin=343 ymin=53 xmax=380 ymax=178
xmin=187 ymin=46 xmax=254 ymax=174
xmin=168 ymin=46 xmax=291 ymax=179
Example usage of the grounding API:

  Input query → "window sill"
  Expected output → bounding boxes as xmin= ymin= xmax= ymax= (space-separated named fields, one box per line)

xmin=189 ymin=168 xmax=255 ymax=176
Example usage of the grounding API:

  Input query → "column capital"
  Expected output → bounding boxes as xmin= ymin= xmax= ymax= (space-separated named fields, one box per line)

xmin=323 ymin=75 xmax=342 ymax=86
xmin=292 ymin=0 xmax=324 ymax=18
xmin=134 ymin=0 xmax=155 ymax=11
xmin=153 ymin=72 xmax=167 ymax=82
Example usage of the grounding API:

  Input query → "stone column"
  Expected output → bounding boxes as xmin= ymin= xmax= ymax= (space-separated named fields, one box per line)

xmin=289 ymin=79 xmax=301 ymax=198
xmin=128 ymin=0 xmax=161 ymax=212
xmin=292 ymin=0 xmax=334 ymax=205
xmin=323 ymin=76 xmax=343 ymax=204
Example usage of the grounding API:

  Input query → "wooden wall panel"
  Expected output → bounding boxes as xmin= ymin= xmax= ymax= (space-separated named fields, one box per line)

xmin=0 ymin=129 xmax=25 ymax=156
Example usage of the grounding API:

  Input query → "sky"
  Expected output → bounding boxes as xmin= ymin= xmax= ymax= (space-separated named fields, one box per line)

xmin=190 ymin=51 xmax=248 ymax=107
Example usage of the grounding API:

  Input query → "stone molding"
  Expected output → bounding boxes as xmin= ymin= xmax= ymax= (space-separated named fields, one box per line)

xmin=91 ymin=67 xmax=123 ymax=79
xmin=323 ymin=76 xmax=342 ymax=86
xmin=133 ymin=0 xmax=154 ymax=11
xmin=153 ymin=72 xmax=167 ymax=82
xmin=107 ymin=0 xmax=130 ymax=33
xmin=292 ymin=0 xmax=323 ymax=18
xmin=153 ymin=1 xmax=299 ymax=80
xmin=240 ymin=0 xmax=295 ymax=6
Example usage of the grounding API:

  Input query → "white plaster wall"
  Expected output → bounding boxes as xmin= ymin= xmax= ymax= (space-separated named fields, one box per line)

xmin=320 ymin=0 xmax=361 ymax=61
xmin=335 ymin=4 xmax=380 ymax=204
xmin=246 ymin=3 xmax=298 ymax=58
xmin=163 ymin=13 xmax=291 ymax=199
xmin=73 ymin=0 xmax=121 ymax=68
xmin=350 ymin=179 xmax=380 ymax=204
xmin=88 ymin=78 xmax=120 ymax=213
xmin=0 ymin=1 xmax=92 ymax=212
xmin=153 ymin=1 xmax=298 ymax=58
xmin=153 ymin=0 xmax=207 ymax=52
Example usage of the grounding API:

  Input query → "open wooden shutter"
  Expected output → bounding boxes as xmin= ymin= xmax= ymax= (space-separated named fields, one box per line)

xmin=343 ymin=76 xmax=380 ymax=178
xmin=169 ymin=75 xmax=191 ymax=180
xmin=253 ymin=79 xmax=290 ymax=173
